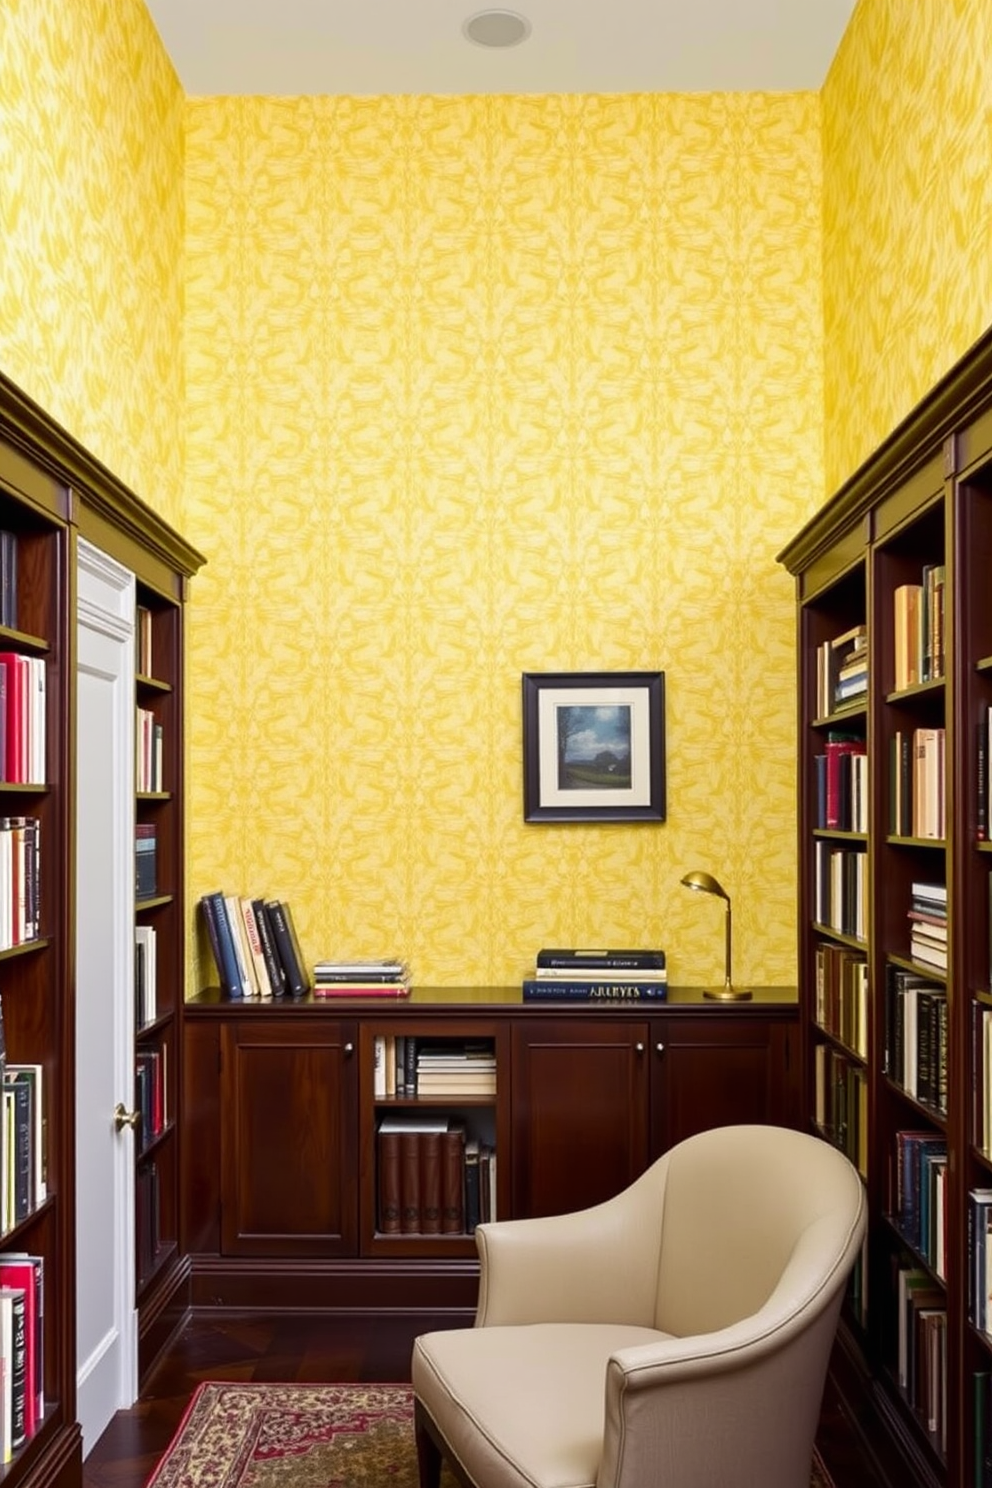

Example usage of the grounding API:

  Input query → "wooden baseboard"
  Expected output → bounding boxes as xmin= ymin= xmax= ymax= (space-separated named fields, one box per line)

xmin=186 ymin=1254 xmax=481 ymax=1314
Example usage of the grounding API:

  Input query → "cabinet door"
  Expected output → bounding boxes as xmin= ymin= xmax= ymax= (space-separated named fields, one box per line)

xmin=511 ymin=1019 xmax=650 ymax=1219
xmin=650 ymin=1016 xmax=798 ymax=1156
xmin=220 ymin=1020 xmax=358 ymax=1256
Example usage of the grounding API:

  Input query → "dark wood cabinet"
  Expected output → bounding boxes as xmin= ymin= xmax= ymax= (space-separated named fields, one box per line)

xmin=511 ymin=1019 xmax=650 ymax=1218
xmin=184 ymin=986 xmax=797 ymax=1312
xmin=650 ymin=1014 xmax=799 ymax=1153
xmin=219 ymin=1020 xmax=358 ymax=1257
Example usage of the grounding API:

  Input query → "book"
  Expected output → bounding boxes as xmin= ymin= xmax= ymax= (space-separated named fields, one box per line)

xmin=223 ymin=895 xmax=256 ymax=997
xmin=238 ymin=898 xmax=272 ymax=997
xmin=377 ymin=1129 xmax=401 ymax=1234
xmin=312 ymin=983 xmax=411 ymax=998
xmin=252 ymin=901 xmax=288 ymax=998
xmin=4 ymin=1067 xmax=43 ymax=1208
xmin=0 ymin=533 xmax=16 ymax=633
xmin=134 ymin=823 xmax=157 ymax=899
xmin=532 ymin=966 xmax=668 ymax=982
xmin=522 ymin=978 xmax=667 ymax=1001
xmin=313 ymin=959 xmax=408 ymax=980
xmin=200 ymin=892 xmax=243 ymax=998
xmin=421 ymin=1130 xmax=442 ymax=1235
xmin=441 ymin=1125 xmax=466 ymax=1234
xmin=266 ymin=901 xmax=308 ymax=997
xmin=536 ymin=948 xmax=666 ymax=970
xmin=399 ymin=1130 xmax=421 ymax=1234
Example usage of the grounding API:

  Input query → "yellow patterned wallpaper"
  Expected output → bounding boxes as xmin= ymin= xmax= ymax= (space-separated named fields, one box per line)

xmin=0 ymin=0 xmax=185 ymax=524
xmin=822 ymin=0 xmax=992 ymax=492
xmin=183 ymin=93 xmax=822 ymax=989
xmin=6 ymin=0 xmax=992 ymax=993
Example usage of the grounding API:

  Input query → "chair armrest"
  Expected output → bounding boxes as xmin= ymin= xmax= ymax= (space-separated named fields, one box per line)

xmin=475 ymin=1160 xmax=667 ymax=1328
xmin=597 ymin=1274 xmax=848 ymax=1488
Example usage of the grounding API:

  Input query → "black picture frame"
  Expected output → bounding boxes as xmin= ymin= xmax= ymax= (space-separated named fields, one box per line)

xmin=522 ymin=671 xmax=666 ymax=823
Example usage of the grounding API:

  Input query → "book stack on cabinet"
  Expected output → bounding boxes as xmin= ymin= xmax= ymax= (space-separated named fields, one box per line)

xmin=776 ymin=326 xmax=992 ymax=1488
xmin=313 ymin=958 xmax=410 ymax=998
xmin=522 ymin=947 xmax=668 ymax=1002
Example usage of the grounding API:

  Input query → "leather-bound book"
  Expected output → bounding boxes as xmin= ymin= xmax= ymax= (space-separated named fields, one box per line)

xmin=377 ymin=1130 xmax=401 ymax=1234
xmin=420 ymin=1130 xmax=442 ymax=1234
xmin=400 ymin=1130 xmax=421 ymax=1233
xmin=441 ymin=1124 xmax=466 ymax=1234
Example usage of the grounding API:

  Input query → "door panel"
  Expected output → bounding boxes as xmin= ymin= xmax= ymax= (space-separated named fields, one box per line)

xmin=220 ymin=1021 xmax=358 ymax=1256
xmin=511 ymin=1020 xmax=650 ymax=1219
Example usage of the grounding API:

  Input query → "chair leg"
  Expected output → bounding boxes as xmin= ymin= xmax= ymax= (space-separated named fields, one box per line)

xmin=414 ymin=1400 xmax=444 ymax=1488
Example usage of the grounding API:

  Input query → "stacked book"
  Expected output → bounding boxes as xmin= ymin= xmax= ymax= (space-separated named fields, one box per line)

xmin=414 ymin=1041 xmax=496 ymax=1097
xmin=522 ymin=947 xmax=667 ymax=1002
xmin=312 ymin=958 xmax=410 ymax=997
xmin=816 ymin=624 xmax=868 ymax=716
xmin=908 ymin=882 xmax=947 ymax=973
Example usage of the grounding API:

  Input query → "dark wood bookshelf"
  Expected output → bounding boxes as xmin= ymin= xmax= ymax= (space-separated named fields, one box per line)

xmin=779 ymin=323 xmax=992 ymax=1488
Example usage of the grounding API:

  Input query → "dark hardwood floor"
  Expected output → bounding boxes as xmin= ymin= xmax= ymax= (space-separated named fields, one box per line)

xmin=82 ymin=1312 xmax=891 ymax=1488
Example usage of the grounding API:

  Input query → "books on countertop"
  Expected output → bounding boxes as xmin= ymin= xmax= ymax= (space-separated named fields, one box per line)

xmin=525 ymin=947 xmax=667 ymax=1002
xmin=200 ymin=893 xmax=309 ymax=998
xmin=313 ymin=958 xmax=410 ymax=997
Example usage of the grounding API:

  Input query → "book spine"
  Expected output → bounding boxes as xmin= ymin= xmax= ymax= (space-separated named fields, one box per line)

xmin=404 ymin=1037 xmax=418 ymax=1095
xmin=266 ymin=902 xmax=307 ymax=997
xmin=536 ymin=949 xmax=666 ymax=970
xmin=420 ymin=1131 xmax=442 ymax=1235
xmin=521 ymin=979 xmax=667 ymax=1001
xmin=377 ymin=1130 xmax=401 ymax=1234
xmin=464 ymin=1141 xmax=481 ymax=1233
xmin=399 ymin=1131 xmax=421 ymax=1234
xmin=441 ymin=1127 xmax=465 ymax=1234
xmin=201 ymin=894 xmax=243 ymax=998
xmin=252 ymin=901 xmax=287 ymax=998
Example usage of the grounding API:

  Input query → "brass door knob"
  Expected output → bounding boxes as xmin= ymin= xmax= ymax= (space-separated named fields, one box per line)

xmin=114 ymin=1103 xmax=140 ymax=1133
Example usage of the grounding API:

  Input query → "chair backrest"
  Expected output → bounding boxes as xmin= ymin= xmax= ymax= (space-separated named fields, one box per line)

xmin=653 ymin=1124 xmax=865 ymax=1337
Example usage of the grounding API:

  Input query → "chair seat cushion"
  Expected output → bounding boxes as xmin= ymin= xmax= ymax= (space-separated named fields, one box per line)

xmin=413 ymin=1321 xmax=668 ymax=1488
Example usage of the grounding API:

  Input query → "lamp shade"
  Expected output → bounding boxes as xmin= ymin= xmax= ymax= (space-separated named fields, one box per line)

xmin=680 ymin=870 xmax=729 ymax=901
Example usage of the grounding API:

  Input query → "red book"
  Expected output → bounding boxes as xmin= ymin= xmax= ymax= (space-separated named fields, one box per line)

xmin=0 ymin=656 xmax=25 ymax=784
xmin=0 ymin=1256 xmax=42 ymax=1437
xmin=824 ymin=738 xmax=866 ymax=829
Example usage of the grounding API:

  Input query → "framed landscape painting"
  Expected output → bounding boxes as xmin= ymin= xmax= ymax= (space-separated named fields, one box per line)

xmin=522 ymin=671 xmax=666 ymax=822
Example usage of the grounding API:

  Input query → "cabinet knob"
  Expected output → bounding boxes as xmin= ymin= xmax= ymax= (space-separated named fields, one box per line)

xmin=655 ymin=1042 xmax=665 ymax=1055
xmin=114 ymin=1103 xmax=140 ymax=1133
xmin=344 ymin=1042 xmax=354 ymax=1056
xmin=635 ymin=1042 xmax=645 ymax=1053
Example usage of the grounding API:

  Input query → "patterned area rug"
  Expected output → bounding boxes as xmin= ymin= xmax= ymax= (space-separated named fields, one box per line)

xmin=146 ymin=1380 xmax=835 ymax=1488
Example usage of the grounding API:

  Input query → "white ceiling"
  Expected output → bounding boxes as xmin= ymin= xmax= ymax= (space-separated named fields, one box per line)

xmin=142 ymin=0 xmax=858 ymax=98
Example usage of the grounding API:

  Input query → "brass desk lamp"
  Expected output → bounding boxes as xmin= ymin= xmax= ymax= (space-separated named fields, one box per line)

xmin=680 ymin=870 xmax=752 ymax=1001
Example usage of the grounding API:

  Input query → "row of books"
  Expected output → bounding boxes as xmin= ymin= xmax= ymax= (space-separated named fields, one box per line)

xmin=376 ymin=1119 xmax=494 ymax=1236
xmin=890 ymin=727 xmax=945 ymax=839
xmin=313 ymin=958 xmax=410 ymax=997
xmin=909 ymin=881 xmax=947 ymax=973
xmin=522 ymin=946 xmax=667 ymax=1003
xmin=883 ymin=967 xmax=948 ymax=1115
xmin=892 ymin=1129 xmax=947 ymax=1279
xmin=816 ymin=623 xmax=868 ymax=717
xmin=200 ymin=892 xmax=308 ymax=998
xmin=135 ymin=706 xmax=164 ymax=793
xmin=0 ymin=655 xmax=44 ymax=786
xmin=0 ymin=817 xmax=40 ymax=951
xmin=813 ymin=732 xmax=867 ymax=834
xmin=813 ymin=1044 xmax=867 ymax=1179
xmin=135 ymin=1048 xmax=166 ymax=1154
xmin=372 ymin=1037 xmax=496 ymax=1099
xmin=814 ymin=942 xmax=868 ymax=1058
xmin=893 ymin=566 xmax=945 ymax=691
xmin=135 ymin=824 xmax=156 ymax=900
xmin=0 ymin=1252 xmax=44 ymax=1463
xmin=0 ymin=534 xmax=17 ymax=632
xmin=135 ymin=925 xmax=157 ymax=1030
xmin=813 ymin=841 xmax=867 ymax=940
xmin=894 ymin=1259 xmax=946 ymax=1452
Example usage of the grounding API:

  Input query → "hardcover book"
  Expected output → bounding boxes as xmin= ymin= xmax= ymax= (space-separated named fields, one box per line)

xmin=522 ymin=978 xmax=667 ymax=1002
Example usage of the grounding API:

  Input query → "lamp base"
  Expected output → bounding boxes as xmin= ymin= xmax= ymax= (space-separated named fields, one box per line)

xmin=703 ymin=985 xmax=753 ymax=1002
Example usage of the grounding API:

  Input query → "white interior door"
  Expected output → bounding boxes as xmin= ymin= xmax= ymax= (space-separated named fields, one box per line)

xmin=75 ymin=540 xmax=137 ymax=1454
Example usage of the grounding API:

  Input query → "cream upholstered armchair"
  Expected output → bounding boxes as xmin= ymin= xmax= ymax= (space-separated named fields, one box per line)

xmin=412 ymin=1124 xmax=866 ymax=1488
